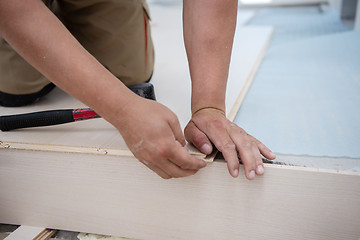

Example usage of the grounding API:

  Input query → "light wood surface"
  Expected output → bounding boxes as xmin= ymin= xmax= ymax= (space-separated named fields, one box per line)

xmin=33 ymin=229 xmax=56 ymax=240
xmin=3 ymin=226 xmax=46 ymax=240
xmin=0 ymin=229 xmax=55 ymax=240
xmin=0 ymin=149 xmax=359 ymax=240
xmin=0 ymin=233 xmax=8 ymax=240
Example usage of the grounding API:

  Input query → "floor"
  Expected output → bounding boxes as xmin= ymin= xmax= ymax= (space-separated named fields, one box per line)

xmin=233 ymin=6 xmax=360 ymax=165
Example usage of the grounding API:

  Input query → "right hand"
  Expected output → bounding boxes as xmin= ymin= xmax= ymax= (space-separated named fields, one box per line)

xmin=112 ymin=95 xmax=207 ymax=179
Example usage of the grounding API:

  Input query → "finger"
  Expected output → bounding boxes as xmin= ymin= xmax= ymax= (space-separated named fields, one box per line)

xmin=159 ymin=160 xmax=198 ymax=178
xmin=206 ymin=123 xmax=240 ymax=178
xmin=168 ymin=141 xmax=207 ymax=170
xmin=139 ymin=160 xmax=172 ymax=179
xmin=168 ymin=114 xmax=186 ymax=146
xmin=184 ymin=121 xmax=213 ymax=155
xmin=230 ymin=129 xmax=262 ymax=180
xmin=251 ymin=136 xmax=276 ymax=160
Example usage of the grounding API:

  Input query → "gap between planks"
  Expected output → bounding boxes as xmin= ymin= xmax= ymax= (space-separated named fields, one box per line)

xmin=0 ymin=141 xmax=208 ymax=161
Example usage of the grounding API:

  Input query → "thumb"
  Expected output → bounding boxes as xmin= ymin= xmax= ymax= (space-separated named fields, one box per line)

xmin=184 ymin=121 xmax=213 ymax=155
xmin=168 ymin=114 xmax=186 ymax=146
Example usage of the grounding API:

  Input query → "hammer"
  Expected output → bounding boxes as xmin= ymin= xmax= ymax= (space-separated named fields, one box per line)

xmin=0 ymin=82 xmax=156 ymax=131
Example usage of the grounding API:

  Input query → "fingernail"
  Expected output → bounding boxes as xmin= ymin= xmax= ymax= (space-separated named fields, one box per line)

xmin=270 ymin=151 xmax=276 ymax=159
xmin=248 ymin=170 xmax=256 ymax=180
xmin=256 ymin=165 xmax=264 ymax=175
xmin=200 ymin=144 xmax=212 ymax=154
xmin=233 ymin=169 xmax=239 ymax=177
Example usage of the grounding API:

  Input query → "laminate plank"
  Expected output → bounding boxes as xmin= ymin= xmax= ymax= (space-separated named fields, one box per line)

xmin=0 ymin=230 xmax=55 ymax=240
xmin=0 ymin=149 xmax=359 ymax=240
xmin=33 ymin=229 xmax=56 ymax=240
xmin=4 ymin=226 xmax=45 ymax=240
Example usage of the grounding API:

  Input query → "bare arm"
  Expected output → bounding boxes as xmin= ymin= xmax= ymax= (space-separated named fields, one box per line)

xmin=0 ymin=0 xmax=206 ymax=178
xmin=183 ymin=0 xmax=276 ymax=179
xmin=0 ymin=0 xmax=132 ymax=117
xmin=183 ymin=0 xmax=236 ymax=114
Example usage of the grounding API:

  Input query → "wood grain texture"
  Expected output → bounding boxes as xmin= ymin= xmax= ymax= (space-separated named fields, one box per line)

xmin=33 ymin=229 xmax=56 ymax=240
xmin=3 ymin=226 xmax=46 ymax=240
xmin=0 ymin=233 xmax=8 ymax=240
xmin=0 ymin=149 xmax=359 ymax=240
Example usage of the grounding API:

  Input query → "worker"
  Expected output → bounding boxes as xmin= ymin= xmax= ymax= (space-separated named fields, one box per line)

xmin=0 ymin=0 xmax=276 ymax=180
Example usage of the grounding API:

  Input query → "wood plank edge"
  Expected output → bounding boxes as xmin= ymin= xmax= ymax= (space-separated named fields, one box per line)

xmin=4 ymin=143 xmax=356 ymax=176
xmin=227 ymin=28 xmax=274 ymax=121
xmin=1 ymin=229 xmax=56 ymax=240
xmin=263 ymin=162 xmax=360 ymax=176
xmin=237 ymin=9 xmax=257 ymax=25
xmin=34 ymin=229 xmax=56 ymax=240
xmin=4 ymin=226 xmax=46 ymax=240
xmin=0 ymin=141 xmax=209 ymax=162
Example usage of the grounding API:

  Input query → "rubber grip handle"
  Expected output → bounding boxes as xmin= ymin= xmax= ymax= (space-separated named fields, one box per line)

xmin=0 ymin=109 xmax=74 ymax=131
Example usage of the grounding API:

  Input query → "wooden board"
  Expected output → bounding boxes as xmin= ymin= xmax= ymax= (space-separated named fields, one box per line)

xmin=3 ymin=226 xmax=45 ymax=240
xmin=0 ymin=149 xmax=359 ymax=240
xmin=0 ymin=230 xmax=55 ymax=240
xmin=0 ymin=233 xmax=8 ymax=240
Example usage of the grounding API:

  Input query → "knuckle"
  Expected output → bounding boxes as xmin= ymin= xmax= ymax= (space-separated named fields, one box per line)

xmin=238 ymin=127 xmax=247 ymax=135
xmin=169 ymin=113 xmax=179 ymax=125
xmin=156 ymin=143 xmax=171 ymax=158
xmin=178 ymin=161 xmax=189 ymax=169
xmin=256 ymin=157 xmax=263 ymax=165
xmin=240 ymin=140 xmax=255 ymax=150
xmin=218 ymin=141 xmax=236 ymax=152
xmin=146 ymin=154 xmax=159 ymax=165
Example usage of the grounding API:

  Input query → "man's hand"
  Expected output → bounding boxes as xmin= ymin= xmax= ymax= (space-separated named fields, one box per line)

xmin=184 ymin=108 xmax=276 ymax=180
xmin=113 ymin=96 xmax=207 ymax=179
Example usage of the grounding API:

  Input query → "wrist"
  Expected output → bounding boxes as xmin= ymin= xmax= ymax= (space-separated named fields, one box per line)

xmin=192 ymin=106 xmax=225 ymax=117
xmin=191 ymin=101 xmax=225 ymax=115
xmin=190 ymin=81 xmax=226 ymax=115
xmin=88 ymin=78 xmax=138 ymax=127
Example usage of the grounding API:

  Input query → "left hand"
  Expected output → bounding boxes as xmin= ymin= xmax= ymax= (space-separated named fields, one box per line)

xmin=184 ymin=108 xmax=276 ymax=180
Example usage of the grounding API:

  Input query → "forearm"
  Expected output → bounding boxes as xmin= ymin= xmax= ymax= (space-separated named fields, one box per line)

xmin=183 ymin=0 xmax=238 ymax=115
xmin=0 ymin=0 xmax=133 ymax=124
